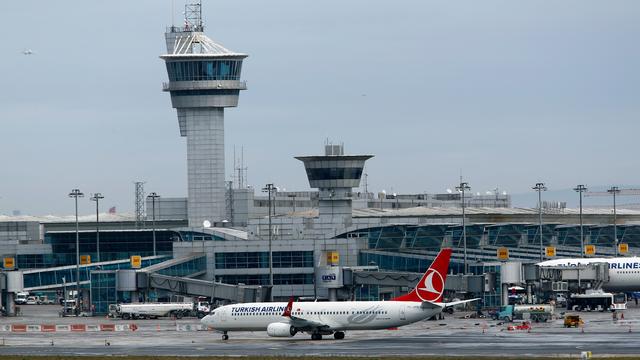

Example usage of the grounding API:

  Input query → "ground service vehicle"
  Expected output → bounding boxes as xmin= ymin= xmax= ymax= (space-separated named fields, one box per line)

xmin=116 ymin=302 xmax=201 ymax=320
xmin=492 ymin=304 xmax=554 ymax=322
xmin=569 ymin=291 xmax=625 ymax=312
xmin=564 ymin=314 xmax=583 ymax=328
xmin=14 ymin=292 xmax=29 ymax=305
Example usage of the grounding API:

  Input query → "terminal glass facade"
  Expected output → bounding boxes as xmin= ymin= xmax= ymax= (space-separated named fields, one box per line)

xmin=218 ymin=273 xmax=313 ymax=285
xmin=215 ymin=251 xmax=313 ymax=269
xmin=90 ymin=271 xmax=118 ymax=315
xmin=43 ymin=231 xmax=175 ymax=267
xmin=166 ymin=60 xmax=243 ymax=81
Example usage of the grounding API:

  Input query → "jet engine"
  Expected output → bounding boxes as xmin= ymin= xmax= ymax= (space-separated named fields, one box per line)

xmin=266 ymin=322 xmax=297 ymax=337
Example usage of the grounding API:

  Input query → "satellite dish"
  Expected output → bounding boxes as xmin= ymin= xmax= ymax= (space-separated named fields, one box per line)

xmin=446 ymin=188 xmax=452 ymax=194
xmin=203 ymin=220 xmax=211 ymax=228
xmin=486 ymin=191 xmax=492 ymax=195
xmin=502 ymin=191 xmax=507 ymax=195
xmin=476 ymin=192 xmax=481 ymax=196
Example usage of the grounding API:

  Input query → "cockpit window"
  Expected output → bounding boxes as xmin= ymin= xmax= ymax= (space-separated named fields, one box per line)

xmin=211 ymin=312 xmax=215 ymax=315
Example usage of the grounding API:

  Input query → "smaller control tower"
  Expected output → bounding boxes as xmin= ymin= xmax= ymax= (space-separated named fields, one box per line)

xmin=296 ymin=145 xmax=373 ymax=227
xmin=161 ymin=2 xmax=247 ymax=227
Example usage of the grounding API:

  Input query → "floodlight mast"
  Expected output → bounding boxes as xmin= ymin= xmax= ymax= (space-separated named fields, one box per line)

xmin=456 ymin=181 xmax=471 ymax=274
xmin=532 ymin=183 xmax=547 ymax=262
xmin=573 ymin=185 xmax=587 ymax=257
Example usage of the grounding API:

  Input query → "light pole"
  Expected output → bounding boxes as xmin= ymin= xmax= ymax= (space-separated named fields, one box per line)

xmin=608 ymin=186 xmax=621 ymax=256
xmin=574 ymin=185 xmax=587 ymax=257
xmin=262 ymin=183 xmax=276 ymax=300
xmin=456 ymin=181 xmax=471 ymax=274
xmin=90 ymin=193 xmax=104 ymax=263
xmin=69 ymin=188 xmax=84 ymax=315
xmin=532 ymin=183 xmax=547 ymax=262
xmin=147 ymin=192 xmax=160 ymax=256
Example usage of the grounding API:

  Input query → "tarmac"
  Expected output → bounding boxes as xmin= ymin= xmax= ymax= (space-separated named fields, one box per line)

xmin=2 ymin=304 xmax=640 ymax=357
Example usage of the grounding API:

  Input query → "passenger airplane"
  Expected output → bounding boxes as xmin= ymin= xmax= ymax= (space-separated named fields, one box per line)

xmin=201 ymin=248 xmax=477 ymax=340
xmin=538 ymin=256 xmax=640 ymax=291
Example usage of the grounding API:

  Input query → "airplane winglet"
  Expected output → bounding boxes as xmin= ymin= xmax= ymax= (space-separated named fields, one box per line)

xmin=282 ymin=297 xmax=294 ymax=317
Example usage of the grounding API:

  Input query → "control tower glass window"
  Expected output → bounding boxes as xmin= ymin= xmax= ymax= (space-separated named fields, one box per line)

xmin=166 ymin=60 xmax=243 ymax=81
xmin=305 ymin=167 xmax=364 ymax=181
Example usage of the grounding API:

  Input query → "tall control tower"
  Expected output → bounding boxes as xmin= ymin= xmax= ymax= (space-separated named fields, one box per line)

xmin=161 ymin=2 xmax=247 ymax=227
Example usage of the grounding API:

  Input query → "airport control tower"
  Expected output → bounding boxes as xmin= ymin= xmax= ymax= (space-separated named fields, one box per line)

xmin=296 ymin=144 xmax=373 ymax=228
xmin=161 ymin=2 xmax=247 ymax=227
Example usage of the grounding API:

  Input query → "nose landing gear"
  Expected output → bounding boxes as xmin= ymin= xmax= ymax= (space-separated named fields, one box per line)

xmin=222 ymin=332 xmax=229 ymax=341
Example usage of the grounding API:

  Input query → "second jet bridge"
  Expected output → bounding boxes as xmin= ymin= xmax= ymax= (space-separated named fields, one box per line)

xmin=538 ymin=262 xmax=610 ymax=292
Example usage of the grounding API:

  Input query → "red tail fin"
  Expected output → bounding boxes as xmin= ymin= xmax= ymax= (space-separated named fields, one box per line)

xmin=282 ymin=297 xmax=294 ymax=317
xmin=393 ymin=248 xmax=452 ymax=303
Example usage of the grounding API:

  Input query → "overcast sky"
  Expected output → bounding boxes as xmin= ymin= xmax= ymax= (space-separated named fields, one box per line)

xmin=1 ymin=1 xmax=639 ymax=215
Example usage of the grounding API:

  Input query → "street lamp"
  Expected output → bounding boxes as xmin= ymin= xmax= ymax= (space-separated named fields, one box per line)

xmin=573 ymin=185 xmax=587 ymax=257
xmin=608 ymin=186 xmax=621 ymax=256
xmin=532 ymin=183 xmax=547 ymax=262
xmin=90 ymin=193 xmax=104 ymax=262
xmin=68 ymin=188 xmax=84 ymax=315
xmin=262 ymin=183 xmax=276 ymax=300
xmin=456 ymin=181 xmax=471 ymax=274
xmin=147 ymin=192 xmax=160 ymax=256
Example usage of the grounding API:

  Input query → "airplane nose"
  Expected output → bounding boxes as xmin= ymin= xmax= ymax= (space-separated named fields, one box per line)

xmin=201 ymin=314 xmax=212 ymax=325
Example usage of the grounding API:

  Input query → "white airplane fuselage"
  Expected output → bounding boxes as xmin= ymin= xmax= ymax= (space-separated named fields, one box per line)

xmin=538 ymin=257 xmax=640 ymax=291
xmin=202 ymin=300 xmax=439 ymax=332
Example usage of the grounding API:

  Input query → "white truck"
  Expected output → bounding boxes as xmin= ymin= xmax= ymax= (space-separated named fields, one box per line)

xmin=115 ymin=302 xmax=210 ymax=320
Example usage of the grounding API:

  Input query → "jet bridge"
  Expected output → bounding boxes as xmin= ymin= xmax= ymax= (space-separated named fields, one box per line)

xmin=538 ymin=262 xmax=610 ymax=293
xmin=113 ymin=253 xmax=270 ymax=305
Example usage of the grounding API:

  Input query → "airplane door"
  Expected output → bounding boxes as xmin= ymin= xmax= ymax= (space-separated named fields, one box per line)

xmin=220 ymin=308 xmax=228 ymax=322
xmin=399 ymin=305 xmax=406 ymax=320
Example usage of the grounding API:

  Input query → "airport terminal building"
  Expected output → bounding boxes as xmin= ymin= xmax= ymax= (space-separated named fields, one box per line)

xmin=3 ymin=5 xmax=640 ymax=314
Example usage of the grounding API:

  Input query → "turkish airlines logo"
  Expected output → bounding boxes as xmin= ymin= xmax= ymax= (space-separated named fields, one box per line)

xmin=416 ymin=268 xmax=444 ymax=301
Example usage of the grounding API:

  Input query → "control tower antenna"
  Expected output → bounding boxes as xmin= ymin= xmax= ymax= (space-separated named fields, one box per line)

xmin=232 ymin=146 xmax=248 ymax=189
xmin=184 ymin=1 xmax=204 ymax=32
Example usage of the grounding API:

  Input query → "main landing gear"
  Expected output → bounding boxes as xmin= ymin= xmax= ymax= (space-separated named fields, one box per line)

xmin=311 ymin=333 xmax=322 ymax=340
xmin=333 ymin=331 xmax=345 ymax=340
xmin=222 ymin=332 xmax=229 ymax=341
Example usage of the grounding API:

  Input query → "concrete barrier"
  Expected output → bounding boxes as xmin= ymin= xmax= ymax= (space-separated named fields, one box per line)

xmin=26 ymin=325 xmax=41 ymax=332
xmin=41 ymin=324 xmax=56 ymax=332
xmin=100 ymin=324 xmax=115 ymax=332
xmin=0 ymin=325 xmax=11 ymax=332
xmin=11 ymin=324 xmax=26 ymax=332
xmin=56 ymin=325 xmax=71 ymax=332
xmin=86 ymin=324 xmax=100 ymax=332
xmin=70 ymin=324 xmax=86 ymax=332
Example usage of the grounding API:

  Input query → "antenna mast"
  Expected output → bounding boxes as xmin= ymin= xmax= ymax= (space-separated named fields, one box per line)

xmin=134 ymin=181 xmax=146 ymax=228
xmin=184 ymin=1 xmax=204 ymax=32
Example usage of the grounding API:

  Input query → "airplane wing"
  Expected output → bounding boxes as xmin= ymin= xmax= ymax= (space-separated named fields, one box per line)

xmin=421 ymin=298 xmax=480 ymax=310
xmin=442 ymin=298 xmax=480 ymax=308
xmin=281 ymin=297 xmax=334 ymax=331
